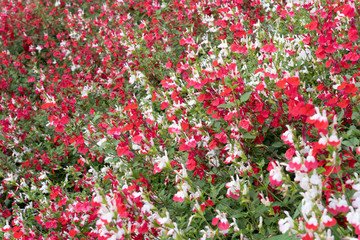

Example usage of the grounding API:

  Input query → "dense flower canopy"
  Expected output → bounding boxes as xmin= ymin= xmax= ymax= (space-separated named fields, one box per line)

xmin=0 ymin=0 xmax=360 ymax=239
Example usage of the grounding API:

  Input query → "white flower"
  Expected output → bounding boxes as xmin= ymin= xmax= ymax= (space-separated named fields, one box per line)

xmin=200 ymin=226 xmax=216 ymax=240
xmin=310 ymin=172 xmax=321 ymax=186
xmin=346 ymin=207 xmax=360 ymax=227
xmin=153 ymin=151 xmax=169 ymax=172
xmin=3 ymin=173 xmax=15 ymax=184
xmin=279 ymin=211 xmax=294 ymax=233
xmin=259 ymin=192 xmax=271 ymax=206
xmin=295 ymin=172 xmax=309 ymax=190
xmin=258 ymin=216 xmax=263 ymax=228
xmin=97 ymin=138 xmax=107 ymax=146
xmin=324 ymin=229 xmax=334 ymax=240
xmin=157 ymin=212 xmax=171 ymax=225
xmin=187 ymin=99 xmax=196 ymax=106
xmin=40 ymin=181 xmax=49 ymax=193
xmin=129 ymin=75 xmax=136 ymax=84
xmin=36 ymin=45 xmax=43 ymax=52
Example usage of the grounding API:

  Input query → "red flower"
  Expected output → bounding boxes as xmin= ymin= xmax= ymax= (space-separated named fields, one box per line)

xmin=260 ymin=44 xmax=277 ymax=53
xmin=323 ymin=165 xmax=340 ymax=175
xmin=206 ymin=199 xmax=214 ymax=206
xmin=285 ymin=148 xmax=295 ymax=160
xmin=302 ymin=233 xmax=314 ymax=240
xmin=117 ymin=145 xmax=130 ymax=156
xmin=230 ymin=23 xmax=242 ymax=32
xmin=138 ymin=222 xmax=148 ymax=234
xmin=338 ymin=98 xmax=350 ymax=108
xmin=315 ymin=46 xmax=326 ymax=59
xmin=305 ymin=21 xmax=318 ymax=31
xmin=231 ymin=43 xmax=248 ymax=54
xmin=161 ymin=101 xmax=169 ymax=110
xmin=356 ymin=146 xmax=360 ymax=154
xmin=179 ymin=142 xmax=191 ymax=151
xmin=165 ymin=60 xmax=172 ymax=69
xmin=69 ymin=229 xmax=78 ymax=237
xmin=132 ymin=135 xmax=142 ymax=144
xmin=186 ymin=158 xmax=197 ymax=170
xmin=122 ymin=123 xmax=133 ymax=132
xmin=276 ymin=78 xmax=287 ymax=89
xmin=215 ymin=132 xmax=227 ymax=144
xmin=116 ymin=202 xmax=128 ymax=218
xmin=212 ymin=217 xmax=220 ymax=226
xmin=344 ymin=83 xmax=357 ymax=94
xmin=123 ymin=103 xmax=138 ymax=111
xmin=13 ymin=231 xmax=24 ymax=239
xmin=349 ymin=27 xmax=358 ymax=42
xmin=342 ymin=5 xmax=355 ymax=18
xmin=239 ymin=119 xmax=250 ymax=131
xmin=41 ymin=102 xmax=56 ymax=109
xmin=287 ymin=76 xmax=300 ymax=86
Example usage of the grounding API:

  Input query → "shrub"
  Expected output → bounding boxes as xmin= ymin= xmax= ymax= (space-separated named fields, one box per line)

xmin=0 ymin=0 xmax=360 ymax=239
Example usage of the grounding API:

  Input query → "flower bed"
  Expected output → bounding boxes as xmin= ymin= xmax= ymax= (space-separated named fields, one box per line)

xmin=0 ymin=0 xmax=360 ymax=239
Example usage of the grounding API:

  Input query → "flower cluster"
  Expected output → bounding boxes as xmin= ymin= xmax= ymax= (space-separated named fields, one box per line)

xmin=0 ymin=0 xmax=360 ymax=239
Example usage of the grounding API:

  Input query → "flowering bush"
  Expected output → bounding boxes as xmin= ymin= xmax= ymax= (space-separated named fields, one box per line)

xmin=0 ymin=0 xmax=360 ymax=239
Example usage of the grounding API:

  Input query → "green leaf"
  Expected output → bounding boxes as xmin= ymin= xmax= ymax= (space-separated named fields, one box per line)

xmin=244 ymin=133 xmax=256 ymax=139
xmin=93 ymin=114 xmax=101 ymax=122
xmin=232 ymin=212 xmax=246 ymax=218
xmin=240 ymin=91 xmax=252 ymax=103
xmin=292 ymin=201 xmax=302 ymax=219
xmin=0 ymin=151 xmax=7 ymax=158
xmin=345 ymin=74 xmax=352 ymax=80
xmin=350 ymin=138 xmax=359 ymax=146
xmin=352 ymin=111 xmax=359 ymax=120
xmin=317 ymin=167 xmax=326 ymax=174
xmin=268 ymin=234 xmax=300 ymax=240
xmin=264 ymin=217 xmax=275 ymax=226
xmin=255 ymin=204 xmax=266 ymax=217
xmin=217 ymin=103 xmax=233 ymax=108
xmin=214 ymin=183 xmax=225 ymax=197
xmin=342 ymin=140 xmax=352 ymax=147
xmin=0 ymin=135 xmax=7 ymax=141
xmin=271 ymin=142 xmax=283 ymax=148
xmin=231 ymin=84 xmax=239 ymax=90
xmin=338 ymin=109 xmax=344 ymax=121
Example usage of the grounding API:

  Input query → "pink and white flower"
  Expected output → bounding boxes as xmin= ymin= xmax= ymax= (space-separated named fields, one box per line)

xmin=288 ymin=151 xmax=302 ymax=171
xmin=212 ymin=210 xmax=230 ymax=231
xmin=304 ymin=149 xmax=317 ymax=171
xmin=305 ymin=213 xmax=318 ymax=230
xmin=328 ymin=131 xmax=341 ymax=147
xmin=156 ymin=212 xmax=172 ymax=225
xmin=173 ymin=190 xmax=187 ymax=202
xmin=321 ymin=210 xmax=336 ymax=227
xmin=281 ymin=125 xmax=294 ymax=146
xmin=268 ymin=161 xmax=283 ymax=187
xmin=307 ymin=107 xmax=328 ymax=129
xmin=225 ymin=175 xmax=241 ymax=199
